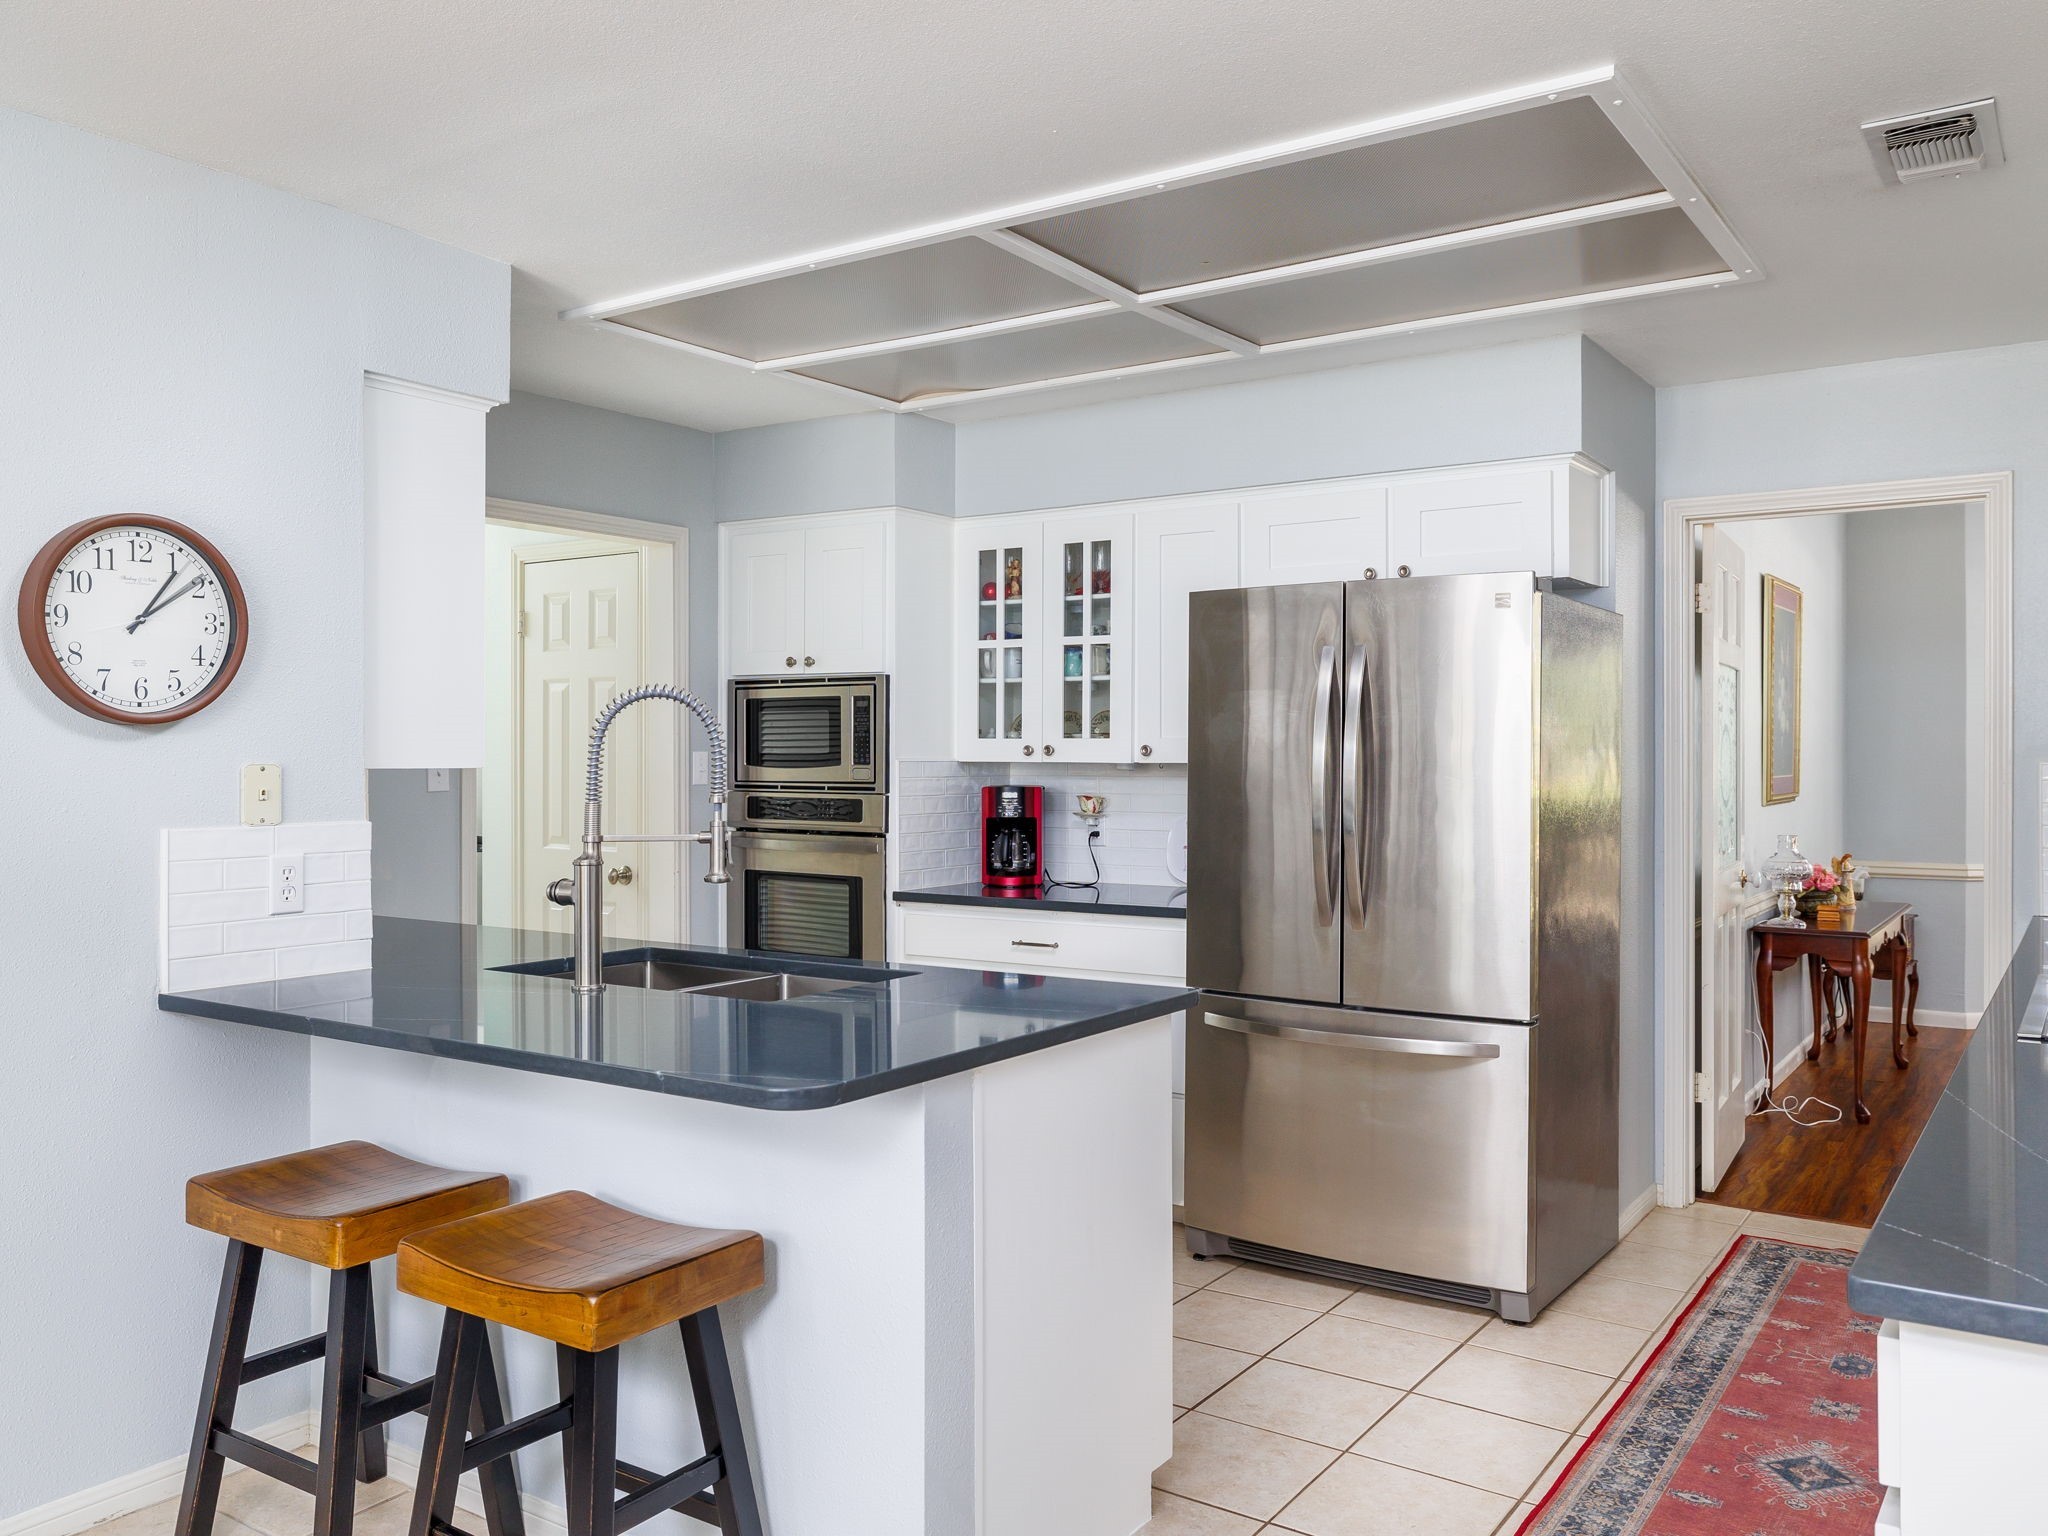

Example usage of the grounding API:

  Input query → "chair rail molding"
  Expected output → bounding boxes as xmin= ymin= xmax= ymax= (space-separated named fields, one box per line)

xmin=1857 ymin=861 xmax=1985 ymax=882
xmin=1656 ymin=470 xmax=2012 ymax=1212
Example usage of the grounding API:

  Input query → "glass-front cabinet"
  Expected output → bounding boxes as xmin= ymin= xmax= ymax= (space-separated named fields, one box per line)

xmin=955 ymin=513 xmax=1130 ymax=762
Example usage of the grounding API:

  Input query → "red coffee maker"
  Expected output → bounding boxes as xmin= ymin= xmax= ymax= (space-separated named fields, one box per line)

xmin=981 ymin=784 xmax=1044 ymax=891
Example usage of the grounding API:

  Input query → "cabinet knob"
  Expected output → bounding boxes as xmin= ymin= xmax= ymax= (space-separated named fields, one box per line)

xmin=1363 ymin=567 xmax=1378 ymax=579
xmin=784 ymin=656 xmax=797 ymax=668
xmin=1397 ymin=564 xmax=1413 ymax=578
xmin=803 ymin=656 xmax=816 ymax=667
xmin=1023 ymin=745 xmax=1035 ymax=756
xmin=1140 ymin=744 xmax=1153 ymax=757
xmin=1044 ymin=744 xmax=1056 ymax=757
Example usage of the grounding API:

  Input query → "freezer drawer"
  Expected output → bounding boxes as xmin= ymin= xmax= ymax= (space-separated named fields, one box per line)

xmin=1184 ymin=995 xmax=1531 ymax=1295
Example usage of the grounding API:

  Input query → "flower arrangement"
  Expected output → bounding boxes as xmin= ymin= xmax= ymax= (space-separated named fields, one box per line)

xmin=1797 ymin=854 xmax=1861 ymax=914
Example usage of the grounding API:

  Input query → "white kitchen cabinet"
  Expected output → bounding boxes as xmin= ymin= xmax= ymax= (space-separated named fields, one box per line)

xmin=957 ymin=517 xmax=1046 ymax=761
xmin=1040 ymin=511 xmax=1134 ymax=764
xmin=1239 ymin=484 xmax=1390 ymax=586
xmin=898 ymin=901 xmax=1190 ymax=1210
xmin=1131 ymin=502 xmax=1239 ymax=764
xmin=722 ymin=513 xmax=890 ymax=677
xmin=1387 ymin=457 xmax=1609 ymax=586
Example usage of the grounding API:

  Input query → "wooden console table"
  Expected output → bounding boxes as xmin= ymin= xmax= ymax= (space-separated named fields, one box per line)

xmin=1751 ymin=900 xmax=1915 ymax=1124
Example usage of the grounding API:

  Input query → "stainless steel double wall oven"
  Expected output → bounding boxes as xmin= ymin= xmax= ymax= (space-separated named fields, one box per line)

xmin=727 ymin=675 xmax=888 ymax=961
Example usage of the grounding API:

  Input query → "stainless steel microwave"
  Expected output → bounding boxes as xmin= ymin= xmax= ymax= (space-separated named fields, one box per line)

xmin=728 ymin=675 xmax=887 ymax=789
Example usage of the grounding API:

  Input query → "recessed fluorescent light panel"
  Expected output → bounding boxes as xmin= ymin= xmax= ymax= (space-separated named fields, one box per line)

xmin=571 ymin=69 xmax=1756 ymax=411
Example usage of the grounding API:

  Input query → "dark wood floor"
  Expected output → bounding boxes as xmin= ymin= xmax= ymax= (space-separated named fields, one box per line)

xmin=1700 ymin=1022 xmax=1970 ymax=1227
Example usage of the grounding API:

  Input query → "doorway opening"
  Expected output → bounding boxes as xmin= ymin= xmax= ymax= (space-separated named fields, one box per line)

xmin=479 ymin=498 xmax=690 ymax=944
xmin=1660 ymin=474 xmax=2012 ymax=1226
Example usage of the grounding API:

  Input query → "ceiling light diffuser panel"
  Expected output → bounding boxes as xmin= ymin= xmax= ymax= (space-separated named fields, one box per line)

xmin=570 ymin=69 xmax=1757 ymax=411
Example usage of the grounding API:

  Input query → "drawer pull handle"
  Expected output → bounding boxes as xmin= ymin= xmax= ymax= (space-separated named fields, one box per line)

xmin=1011 ymin=939 xmax=1060 ymax=949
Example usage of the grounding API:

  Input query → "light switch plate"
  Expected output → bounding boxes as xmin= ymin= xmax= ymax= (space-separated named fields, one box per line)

xmin=692 ymin=751 xmax=709 ymax=786
xmin=270 ymin=851 xmax=305 ymax=915
xmin=241 ymin=763 xmax=281 ymax=826
xmin=425 ymin=768 xmax=450 ymax=792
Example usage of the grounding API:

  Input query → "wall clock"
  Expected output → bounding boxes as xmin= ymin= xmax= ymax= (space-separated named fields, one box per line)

xmin=17 ymin=515 xmax=249 ymax=723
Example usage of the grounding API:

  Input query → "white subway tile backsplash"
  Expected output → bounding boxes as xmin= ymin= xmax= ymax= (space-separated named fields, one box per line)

xmin=162 ymin=819 xmax=372 ymax=991
xmin=895 ymin=759 xmax=1188 ymax=890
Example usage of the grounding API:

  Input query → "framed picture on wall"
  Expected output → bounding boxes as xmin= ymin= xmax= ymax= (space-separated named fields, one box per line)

xmin=1763 ymin=573 xmax=1802 ymax=804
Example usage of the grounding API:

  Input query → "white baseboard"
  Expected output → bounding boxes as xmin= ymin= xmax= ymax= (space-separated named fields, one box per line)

xmin=1620 ymin=1185 xmax=1660 ymax=1237
xmin=1867 ymin=1005 xmax=1977 ymax=1030
xmin=0 ymin=1414 xmax=311 ymax=1536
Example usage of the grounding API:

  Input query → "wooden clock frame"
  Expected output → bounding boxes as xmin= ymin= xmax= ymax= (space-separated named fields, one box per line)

xmin=16 ymin=514 xmax=251 ymax=724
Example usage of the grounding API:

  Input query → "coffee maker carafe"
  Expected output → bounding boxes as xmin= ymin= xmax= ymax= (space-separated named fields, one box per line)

xmin=981 ymin=784 xmax=1044 ymax=891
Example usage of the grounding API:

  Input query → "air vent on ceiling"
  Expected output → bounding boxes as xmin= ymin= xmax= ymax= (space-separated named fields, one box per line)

xmin=1863 ymin=99 xmax=2004 ymax=184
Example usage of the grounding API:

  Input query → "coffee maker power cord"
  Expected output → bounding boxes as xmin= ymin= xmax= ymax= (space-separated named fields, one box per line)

xmin=1044 ymin=829 xmax=1103 ymax=890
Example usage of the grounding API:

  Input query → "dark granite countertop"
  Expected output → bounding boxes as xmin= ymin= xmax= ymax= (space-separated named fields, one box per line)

xmin=893 ymin=882 xmax=1189 ymax=920
xmin=1849 ymin=917 xmax=2048 ymax=1343
xmin=157 ymin=916 xmax=1194 ymax=1112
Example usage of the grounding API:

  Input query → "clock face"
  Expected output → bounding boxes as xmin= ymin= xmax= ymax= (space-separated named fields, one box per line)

xmin=19 ymin=517 xmax=248 ymax=723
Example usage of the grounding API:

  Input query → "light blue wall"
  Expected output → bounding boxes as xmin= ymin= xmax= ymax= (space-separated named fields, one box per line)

xmin=1659 ymin=338 xmax=2048 ymax=958
xmin=714 ymin=413 xmax=953 ymax=519
xmin=951 ymin=337 xmax=1586 ymax=515
xmin=0 ymin=104 xmax=506 ymax=1518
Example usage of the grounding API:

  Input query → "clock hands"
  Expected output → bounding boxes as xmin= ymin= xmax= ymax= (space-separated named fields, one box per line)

xmin=127 ymin=571 xmax=206 ymax=633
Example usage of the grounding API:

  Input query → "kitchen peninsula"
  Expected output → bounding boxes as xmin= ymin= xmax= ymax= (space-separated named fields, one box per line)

xmin=160 ymin=915 xmax=1193 ymax=1536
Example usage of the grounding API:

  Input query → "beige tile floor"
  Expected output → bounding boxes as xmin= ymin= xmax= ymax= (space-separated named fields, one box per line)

xmin=1151 ymin=1205 xmax=1869 ymax=1536
xmin=90 ymin=1206 xmax=1867 ymax=1536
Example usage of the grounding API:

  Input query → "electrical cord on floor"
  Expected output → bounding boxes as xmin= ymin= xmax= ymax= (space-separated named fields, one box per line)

xmin=1043 ymin=828 xmax=1104 ymax=890
xmin=1747 ymin=1017 xmax=1844 ymax=1128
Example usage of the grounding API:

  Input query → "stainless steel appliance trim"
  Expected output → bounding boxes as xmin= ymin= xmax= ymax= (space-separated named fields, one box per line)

xmin=728 ymin=825 xmax=887 ymax=960
xmin=730 ymin=789 xmax=888 ymax=836
xmin=1202 ymin=1009 xmax=1501 ymax=1058
xmin=728 ymin=673 xmax=888 ymax=789
xmin=1309 ymin=642 xmax=1338 ymax=927
xmin=1339 ymin=638 xmax=1368 ymax=930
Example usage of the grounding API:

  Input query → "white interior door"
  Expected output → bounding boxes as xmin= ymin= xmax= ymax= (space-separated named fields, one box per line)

xmin=1697 ymin=523 xmax=1752 ymax=1192
xmin=516 ymin=549 xmax=648 ymax=938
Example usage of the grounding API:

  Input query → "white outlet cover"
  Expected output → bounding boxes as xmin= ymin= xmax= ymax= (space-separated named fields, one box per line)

xmin=270 ymin=851 xmax=305 ymax=915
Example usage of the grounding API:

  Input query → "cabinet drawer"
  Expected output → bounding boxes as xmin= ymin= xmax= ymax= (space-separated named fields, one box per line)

xmin=899 ymin=905 xmax=1186 ymax=981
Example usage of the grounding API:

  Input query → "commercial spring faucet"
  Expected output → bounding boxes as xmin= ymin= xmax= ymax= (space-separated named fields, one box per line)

xmin=546 ymin=684 xmax=732 ymax=997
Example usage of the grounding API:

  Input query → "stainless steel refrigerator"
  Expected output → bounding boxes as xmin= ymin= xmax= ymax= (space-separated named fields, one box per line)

xmin=1183 ymin=572 xmax=1620 ymax=1322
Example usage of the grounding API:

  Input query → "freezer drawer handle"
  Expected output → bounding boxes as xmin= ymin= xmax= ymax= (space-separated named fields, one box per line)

xmin=1011 ymin=939 xmax=1060 ymax=949
xmin=1203 ymin=1011 xmax=1500 ymax=1058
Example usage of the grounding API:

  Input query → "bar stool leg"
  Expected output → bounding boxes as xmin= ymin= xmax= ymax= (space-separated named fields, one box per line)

xmin=678 ymin=1312 xmax=764 ymax=1536
xmin=470 ymin=1328 xmax=527 ymax=1536
xmin=410 ymin=1313 xmax=485 ymax=1536
xmin=558 ymin=1346 xmax=620 ymax=1536
xmin=176 ymin=1242 xmax=264 ymax=1536
xmin=314 ymin=1265 xmax=374 ymax=1536
xmin=359 ymin=1300 xmax=389 ymax=1485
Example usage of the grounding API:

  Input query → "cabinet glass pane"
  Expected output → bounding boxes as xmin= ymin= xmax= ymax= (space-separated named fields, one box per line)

xmin=1062 ymin=541 xmax=1084 ymax=597
xmin=1063 ymin=678 xmax=1083 ymax=738
xmin=978 ymin=681 xmax=997 ymax=739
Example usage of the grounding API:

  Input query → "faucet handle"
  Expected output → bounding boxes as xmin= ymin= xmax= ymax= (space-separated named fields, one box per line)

xmin=546 ymin=877 xmax=575 ymax=907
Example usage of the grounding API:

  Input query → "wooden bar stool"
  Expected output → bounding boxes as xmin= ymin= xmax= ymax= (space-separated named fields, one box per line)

xmin=397 ymin=1190 xmax=766 ymax=1536
xmin=177 ymin=1142 xmax=523 ymax=1536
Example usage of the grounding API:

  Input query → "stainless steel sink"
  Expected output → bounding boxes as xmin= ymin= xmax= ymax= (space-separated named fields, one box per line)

xmin=501 ymin=953 xmax=868 ymax=1000
xmin=597 ymin=959 xmax=763 ymax=991
xmin=690 ymin=973 xmax=859 ymax=1002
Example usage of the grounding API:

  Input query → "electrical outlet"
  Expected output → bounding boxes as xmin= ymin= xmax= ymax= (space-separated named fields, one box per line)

xmin=241 ymin=763 xmax=281 ymax=826
xmin=270 ymin=851 xmax=305 ymax=915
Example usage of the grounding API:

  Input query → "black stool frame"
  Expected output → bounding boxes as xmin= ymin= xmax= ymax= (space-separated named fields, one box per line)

xmin=411 ymin=1307 xmax=763 ymax=1536
xmin=176 ymin=1239 xmax=526 ymax=1536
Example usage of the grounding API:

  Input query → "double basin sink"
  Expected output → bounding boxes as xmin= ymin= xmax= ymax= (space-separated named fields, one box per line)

xmin=500 ymin=949 xmax=896 ymax=1002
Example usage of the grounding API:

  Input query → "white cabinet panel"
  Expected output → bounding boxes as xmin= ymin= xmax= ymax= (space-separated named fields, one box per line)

xmin=1040 ymin=511 xmax=1134 ymax=764
xmin=958 ymin=519 xmax=1046 ymax=761
xmin=725 ymin=524 xmax=808 ymax=676
xmin=1132 ymin=504 xmax=1239 ymax=765
xmin=803 ymin=518 xmax=887 ymax=671
xmin=1239 ymin=485 xmax=1389 ymax=586
xmin=1388 ymin=467 xmax=1555 ymax=578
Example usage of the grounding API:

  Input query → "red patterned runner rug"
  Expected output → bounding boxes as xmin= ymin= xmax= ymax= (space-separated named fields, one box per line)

xmin=1518 ymin=1235 xmax=1881 ymax=1534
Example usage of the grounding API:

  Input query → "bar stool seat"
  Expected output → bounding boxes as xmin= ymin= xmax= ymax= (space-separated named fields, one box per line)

xmin=399 ymin=1190 xmax=764 ymax=1352
xmin=399 ymin=1192 xmax=766 ymax=1536
xmin=177 ymin=1143 xmax=522 ymax=1536
xmin=188 ymin=1140 xmax=511 ymax=1268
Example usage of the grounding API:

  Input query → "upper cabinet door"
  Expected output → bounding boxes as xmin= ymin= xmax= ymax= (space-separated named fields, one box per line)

xmin=958 ymin=520 xmax=1045 ymax=761
xmin=1131 ymin=503 xmax=1239 ymax=764
xmin=1040 ymin=512 xmax=1135 ymax=764
xmin=802 ymin=518 xmax=888 ymax=672
xmin=725 ymin=524 xmax=808 ymax=675
xmin=1386 ymin=467 xmax=1555 ymax=579
xmin=1240 ymin=485 xmax=1391 ymax=586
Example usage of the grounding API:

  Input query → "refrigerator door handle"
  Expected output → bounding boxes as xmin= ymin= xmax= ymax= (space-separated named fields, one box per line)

xmin=1309 ymin=642 xmax=1338 ymax=926
xmin=1340 ymin=642 xmax=1369 ymax=929
xmin=1203 ymin=1010 xmax=1501 ymax=1059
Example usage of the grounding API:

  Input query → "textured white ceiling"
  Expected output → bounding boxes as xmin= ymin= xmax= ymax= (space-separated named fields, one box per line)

xmin=3 ymin=0 xmax=2042 ymax=430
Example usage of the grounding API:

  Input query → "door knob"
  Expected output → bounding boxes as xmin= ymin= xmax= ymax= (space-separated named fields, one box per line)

xmin=803 ymin=655 xmax=816 ymax=667
xmin=784 ymin=656 xmax=797 ymax=668
xmin=607 ymin=865 xmax=634 ymax=887
xmin=1397 ymin=564 xmax=1413 ymax=577
xmin=1140 ymin=744 xmax=1153 ymax=757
